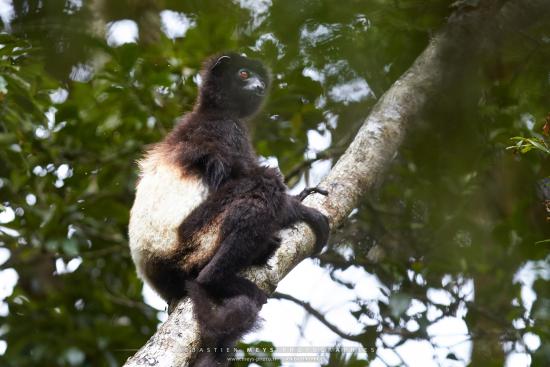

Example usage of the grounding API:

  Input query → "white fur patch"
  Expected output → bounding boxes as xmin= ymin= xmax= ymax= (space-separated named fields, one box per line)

xmin=128 ymin=153 xmax=209 ymax=281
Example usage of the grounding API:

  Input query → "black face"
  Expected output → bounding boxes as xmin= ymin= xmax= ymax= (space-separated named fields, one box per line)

xmin=237 ymin=68 xmax=266 ymax=97
xmin=199 ymin=53 xmax=270 ymax=118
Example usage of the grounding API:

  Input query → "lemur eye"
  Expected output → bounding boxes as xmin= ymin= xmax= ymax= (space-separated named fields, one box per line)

xmin=238 ymin=69 xmax=250 ymax=80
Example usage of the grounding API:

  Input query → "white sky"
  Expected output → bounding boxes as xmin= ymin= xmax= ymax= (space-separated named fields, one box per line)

xmin=0 ymin=0 xmax=14 ymax=29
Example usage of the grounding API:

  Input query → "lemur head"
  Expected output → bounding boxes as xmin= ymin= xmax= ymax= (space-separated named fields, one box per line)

xmin=197 ymin=52 xmax=270 ymax=118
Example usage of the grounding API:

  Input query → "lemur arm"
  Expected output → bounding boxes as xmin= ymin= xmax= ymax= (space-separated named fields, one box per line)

xmin=180 ymin=141 xmax=232 ymax=191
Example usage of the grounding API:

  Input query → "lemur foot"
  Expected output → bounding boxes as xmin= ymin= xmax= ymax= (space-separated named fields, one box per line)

xmin=296 ymin=187 xmax=329 ymax=201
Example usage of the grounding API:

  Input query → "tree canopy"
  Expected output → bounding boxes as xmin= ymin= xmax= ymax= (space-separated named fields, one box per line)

xmin=0 ymin=1 xmax=548 ymax=366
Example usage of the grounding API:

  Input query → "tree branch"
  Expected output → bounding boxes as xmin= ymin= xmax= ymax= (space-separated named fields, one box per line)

xmin=271 ymin=292 xmax=364 ymax=342
xmin=123 ymin=1 xmax=550 ymax=366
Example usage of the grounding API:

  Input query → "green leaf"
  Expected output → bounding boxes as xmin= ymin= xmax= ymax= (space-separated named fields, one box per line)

xmin=62 ymin=239 xmax=80 ymax=257
xmin=389 ymin=293 xmax=411 ymax=319
xmin=0 ymin=75 xmax=8 ymax=94
xmin=0 ymin=133 xmax=17 ymax=144
xmin=526 ymin=138 xmax=550 ymax=154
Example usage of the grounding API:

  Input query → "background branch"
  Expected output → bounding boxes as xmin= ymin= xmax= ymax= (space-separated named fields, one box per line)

xmin=271 ymin=292 xmax=364 ymax=342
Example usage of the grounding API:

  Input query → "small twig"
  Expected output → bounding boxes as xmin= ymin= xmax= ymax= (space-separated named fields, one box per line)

xmin=271 ymin=291 xmax=365 ymax=343
xmin=284 ymin=151 xmax=329 ymax=182
xmin=104 ymin=290 xmax=151 ymax=311
xmin=380 ymin=339 xmax=410 ymax=367
xmin=284 ymin=147 xmax=344 ymax=182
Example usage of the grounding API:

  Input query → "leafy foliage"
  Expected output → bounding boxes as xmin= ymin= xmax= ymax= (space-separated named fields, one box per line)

xmin=507 ymin=114 xmax=550 ymax=156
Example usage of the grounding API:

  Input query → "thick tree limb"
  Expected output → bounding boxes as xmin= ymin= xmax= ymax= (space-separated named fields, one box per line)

xmin=124 ymin=1 xmax=550 ymax=366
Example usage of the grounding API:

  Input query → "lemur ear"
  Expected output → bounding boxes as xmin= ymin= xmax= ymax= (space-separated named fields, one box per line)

xmin=211 ymin=55 xmax=231 ymax=72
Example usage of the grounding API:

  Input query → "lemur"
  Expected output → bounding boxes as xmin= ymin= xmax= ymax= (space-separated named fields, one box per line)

xmin=128 ymin=52 xmax=330 ymax=366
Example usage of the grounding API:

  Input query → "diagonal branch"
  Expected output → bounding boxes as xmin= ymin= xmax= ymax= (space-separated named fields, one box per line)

xmin=123 ymin=1 xmax=550 ymax=366
xmin=271 ymin=291 xmax=364 ymax=342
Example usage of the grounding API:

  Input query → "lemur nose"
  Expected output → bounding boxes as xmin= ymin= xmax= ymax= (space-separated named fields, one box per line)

xmin=255 ymin=81 xmax=266 ymax=95
xmin=244 ymin=77 xmax=266 ymax=96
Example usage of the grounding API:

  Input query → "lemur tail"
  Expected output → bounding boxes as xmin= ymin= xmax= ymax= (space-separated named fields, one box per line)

xmin=186 ymin=281 xmax=262 ymax=367
xmin=295 ymin=203 xmax=330 ymax=253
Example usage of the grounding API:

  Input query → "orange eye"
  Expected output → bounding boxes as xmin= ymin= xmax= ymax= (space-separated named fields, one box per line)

xmin=239 ymin=69 xmax=250 ymax=79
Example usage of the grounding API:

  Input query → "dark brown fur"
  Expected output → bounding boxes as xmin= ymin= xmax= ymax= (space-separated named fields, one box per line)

xmin=139 ymin=53 xmax=330 ymax=366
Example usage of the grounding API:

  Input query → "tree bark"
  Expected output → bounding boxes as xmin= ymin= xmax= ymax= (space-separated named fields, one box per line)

xmin=124 ymin=1 xmax=550 ymax=366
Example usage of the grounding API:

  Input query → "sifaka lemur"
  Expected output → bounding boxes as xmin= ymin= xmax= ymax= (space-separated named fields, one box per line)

xmin=128 ymin=52 xmax=330 ymax=366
